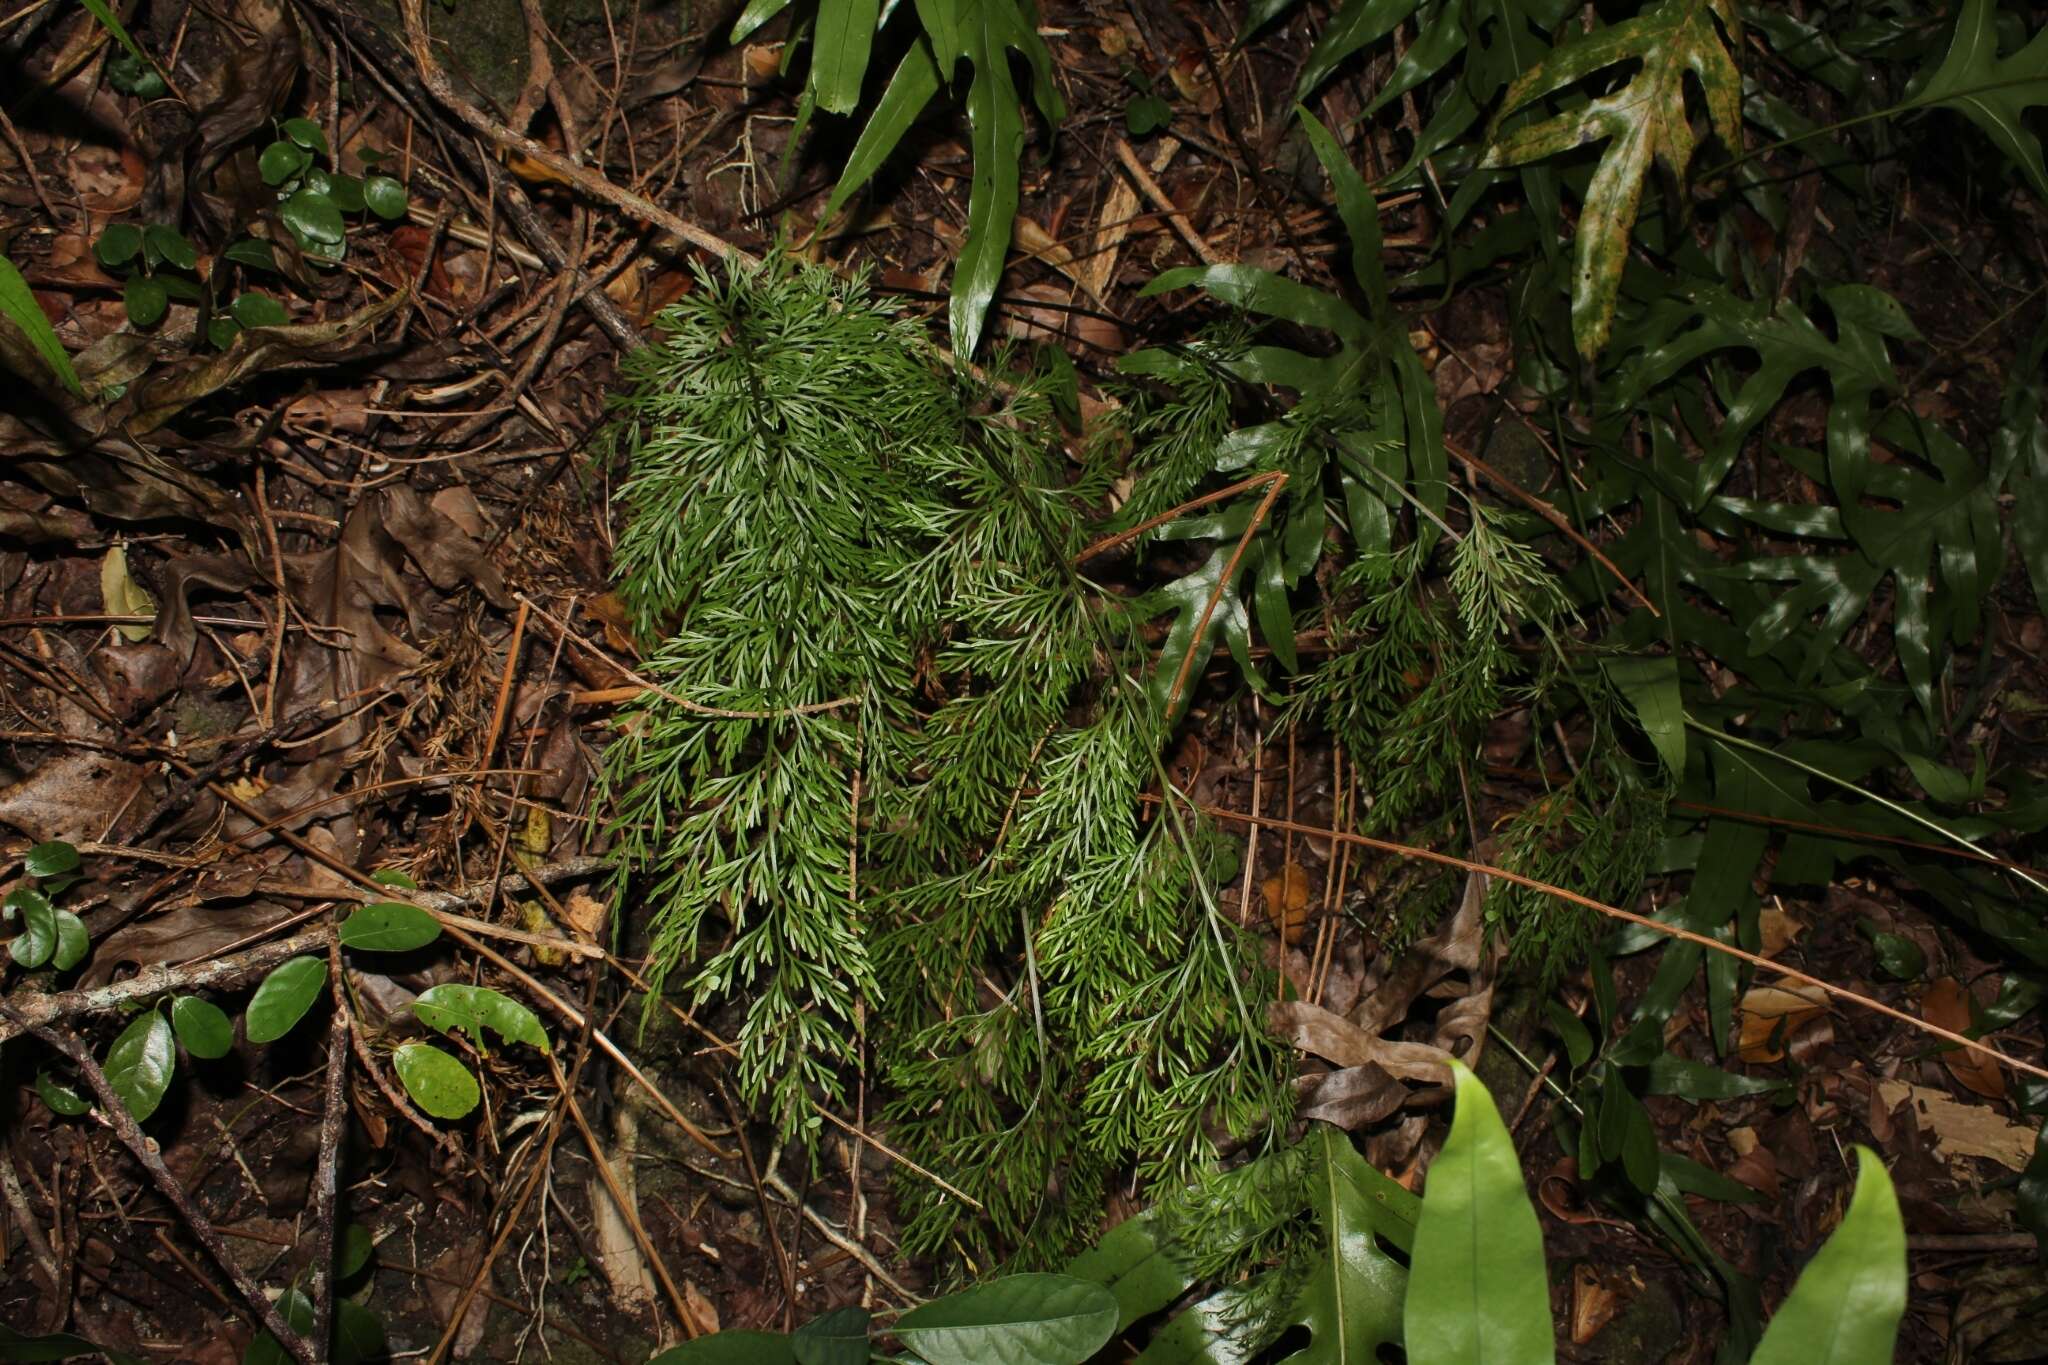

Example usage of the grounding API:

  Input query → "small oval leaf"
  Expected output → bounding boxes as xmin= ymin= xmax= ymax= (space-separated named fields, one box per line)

xmin=8 ymin=888 xmax=55 ymax=968
xmin=339 ymin=1222 xmax=376 ymax=1280
xmin=245 ymin=956 xmax=328 ymax=1043
xmin=338 ymin=902 xmax=441 ymax=952
xmin=281 ymin=189 xmax=345 ymax=245
xmin=24 ymin=840 xmax=81 ymax=877
xmin=224 ymin=238 xmax=279 ymax=271
xmin=36 ymin=1070 xmax=88 ymax=1117
xmin=363 ymin=174 xmax=408 ymax=221
xmin=143 ymin=224 xmax=197 ymax=271
xmin=892 ymin=1273 xmax=1119 ymax=1365
xmin=50 ymin=909 xmax=89 ymax=971
xmin=282 ymin=116 xmax=329 ymax=153
xmin=393 ymin=1042 xmax=480 ymax=1120
xmin=412 ymin=984 xmax=549 ymax=1052
xmin=95 ymin=223 xmax=143 ymax=267
xmin=104 ymin=1011 xmax=176 ymax=1122
xmin=171 ymin=995 xmax=235 ymax=1059
xmin=369 ymin=868 xmax=417 ymax=889
xmin=123 ymin=275 xmax=169 ymax=327
xmin=230 ymin=292 xmax=289 ymax=328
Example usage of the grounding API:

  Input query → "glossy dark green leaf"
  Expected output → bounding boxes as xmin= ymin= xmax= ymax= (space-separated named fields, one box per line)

xmin=364 ymin=175 xmax=408 ymax=221
xmin=24 ymin=840 xmax=80 ymax=877
xmin=123 ymin=275 xmax=169 ymax=327
xmin=334 ymin=1299 xmax=385 ymax=1365
xmin=393 ymin=1042 xmax=480 ymax=1120
xmin=242 ymin=1287 xmax=313 ymax=1365
xmin=1407 ymin=1060 xmax=1555 ymax=1363
xmin=94 ymin=224 xmax=144 ymax=267
xmin=281 ymin=189 xmax=346 ymax=246
xmin=8 ymin=887 xmax=55 ymax=967
xmin=339 ymin=1222 xmax=377 ymax=1281
xmin=50 ymin=910 xmax=88 ymax=972
xmin=792 ymin=1306 xmax=869 ymax=1365
xmin=1913 ymin=0 xmax=2048 ymax=198
xmin=1857 ymin=920 xmax=1928 ymax=981
xmin=1295 ymin=0 xmax=1427 ymax=100
xmin=819 ymin=43 xmax=941 ymax=226
xmin=259 ymin=140 xmax=309 ymax=186
xmin=223 ymin=238 xmax=280 ymax=271
xmin=230 ymin=293 xmax=289 ymax=328
xmin=245 ymin=955 xmax=328 ymax=1043
xmin=894 ymin=1273 xmax=1117 ymax=1365
xmin=171 ymin=995 xmax=234 ymax=1058
xmin=104 ymin=1011 xmax=176 ymax=1122
xmin=728 ymin=0 xmax=795 ymax=43
xmin=34 ymin=1070 xmax=88 ymax=1117
xmin=208 ymin=317 xmax=242 ymax=350
xmin=1125 ymin=94 xmax=1172 ymax=135
xmin=413 ymin=984 xmax=549 ymax=1052
xmin=338 ymin=901 xmax=441 ymax=952
xmin=143 ymin=224 xmax=197 ymax=271
xmin=282 ymin=117 xmax=329 ymax=154
xmin=1750 ymin=1147 xmax=1905 ymax=1365
xmin=0 ymin=254 xmax=84 ymax=396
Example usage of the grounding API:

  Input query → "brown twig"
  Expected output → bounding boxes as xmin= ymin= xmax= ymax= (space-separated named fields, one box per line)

xmin=311 ymin=934 xmax=352 ymax=1360
xmin=1 ymin=1007 xmax=318 ymax=1365
xmin=1148 ymin=797 xmax=2048 ymax=1085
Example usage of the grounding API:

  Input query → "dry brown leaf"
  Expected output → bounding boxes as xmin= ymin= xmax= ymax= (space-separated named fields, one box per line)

xmin=1736 ymin=980 xmax=1829 ymax=1063
xmin=562 ymin=888 xmax=608 ymax=942
xmin=1878 ymin=1080 xmax=2036 ymax=1170
xmin=1758 ymin=904 xmax=1804 ymax=957
xmin=1262 ymin=862 xmax=1312 ymax=946
xmin=1923 ymin=977 xmax=2007 ymax=1100
xmin=1570 ymin=1264 xmax=1627 ymax=1345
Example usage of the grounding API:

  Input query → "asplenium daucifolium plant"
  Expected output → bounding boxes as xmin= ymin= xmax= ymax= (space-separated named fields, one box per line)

xmin=600 ymin=255 xmax=1287 ymax=1268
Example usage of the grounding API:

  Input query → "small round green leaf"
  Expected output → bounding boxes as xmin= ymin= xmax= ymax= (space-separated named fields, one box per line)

xmin=208 ymin=317 xmax=242 ymax=350
xmin=326 ymin=173 xmax=366 ymax=213
xmin=105 ymin=1011 xmax=176 ymax=1122
xmin=369 ymin=868 xmax=417 ymax=889
xmin=339 ymin=902 xmax=441 ymax=952
xmin=393 ymin=1042 xmax=479 ymax=1120
xmin=281 ymin=189 xmax=346 ymax=246
xmin=245 ymin=955 xmax=328 ymax=1043
xmin=223 ymin=238 xmax=279 ymax=271
xmin=338 ymin=1222 xmax=376 ymax=1280
xmin=107 ymin=49 xmax=167 ymax=97
xmin=143 ymin=224 xmax=197 ymax=271
xmin=245 ymin=1287 xmax=315 ymax=1365
xmin=36 ymin=1070 xmax=88 ymax=1117
xmin=51 ymin=910 xmax=89 ymax=972
xmin=259 ymin=140 xmax=309 ymax=187
xmin=171 ymin=995 xmax=234 ymax=1058
xmin=282 ymin=117 xmax=329 ymax=154
xmin=230 ymin=292 xmax=289 ymax=328
xmin=8 ymin=888 xmax=56 ymax=968
xmin=892 ymin=1274 xmax=1119 ymax=1365
xmin=94 ymin=223 xmax=143 ymax=267
xmin=363 ymin=174 xmax=408 ymax=221
xmin=25 ymin=840 xmax=81 ymax=877
xmin=413 ymin=984 xmax=549 ymax=1053
xmin=335 ymin=1299 xmax=386 ymax=1365
xmin=123 ymin=275 xmax=169 ymax=327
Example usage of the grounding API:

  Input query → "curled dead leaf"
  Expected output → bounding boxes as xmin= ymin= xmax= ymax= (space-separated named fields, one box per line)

xmin=1735 ymin=979 xmax=1828 ymax=1063
xmin=1923 ymin=976 xmax=2006 ymax=1100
